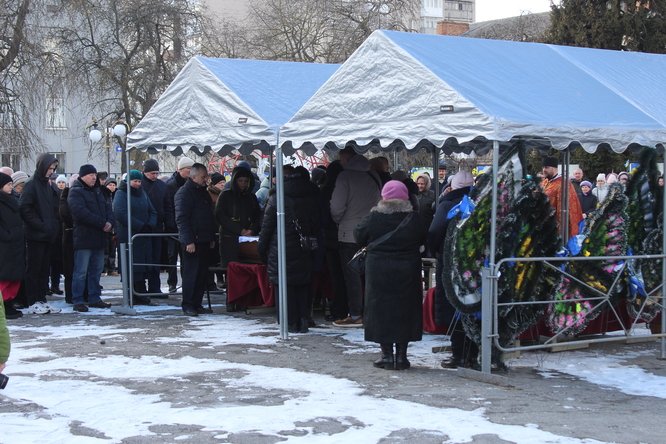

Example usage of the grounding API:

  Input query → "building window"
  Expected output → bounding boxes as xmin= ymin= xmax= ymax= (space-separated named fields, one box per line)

xmin=1 ymin=152 xmax=20 ymax=171
xmin=46 ymin=95 xmax=67 ymax=130
xmin=49 ymin=152 xmax=66 ymax=174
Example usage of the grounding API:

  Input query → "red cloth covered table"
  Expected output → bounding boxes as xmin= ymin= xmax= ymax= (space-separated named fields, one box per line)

xmin=226 ymin=261 xmax=275 ymax=308
xmin=423 ymin=287 xmax=447 ymax=334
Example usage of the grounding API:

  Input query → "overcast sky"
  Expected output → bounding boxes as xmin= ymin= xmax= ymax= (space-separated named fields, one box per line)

xmin=475 ymin=0 xmax=554 ymax=22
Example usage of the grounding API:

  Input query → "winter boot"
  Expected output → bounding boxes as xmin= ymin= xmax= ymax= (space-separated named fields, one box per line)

xmin=373 ymin=343 xmax=394 ymax=369
xmin=394 ymin=343 xmax=411 ymax=370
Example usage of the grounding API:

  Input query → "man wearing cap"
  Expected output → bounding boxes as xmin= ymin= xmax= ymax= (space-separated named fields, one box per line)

xmin=19 ymin=153 xmax=61 ymax=314
xmin=165 ymin=156 xmax=194 ymax=292
xmin=542 ymin=156 xmax=583 ymax=238
xmin=430 ymin=161 xmax=449 ymax=195
xmin=68 ymin=164 xmax=115 ymax=312
xmin=142 ymin=159 xmax=168 ymax=297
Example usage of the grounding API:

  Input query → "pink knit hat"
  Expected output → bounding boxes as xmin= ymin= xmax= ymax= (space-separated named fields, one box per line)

xmin=381 ymin=180 xmax=409 ymax=201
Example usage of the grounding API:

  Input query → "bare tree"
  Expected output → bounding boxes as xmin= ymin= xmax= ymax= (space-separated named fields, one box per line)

xmin=226 ymin=0 xmax=420 ymax=63
xmin=0 ymin=0 xmax=34 ymax=159
xmin=54 ymin=0 xmax=204 ymax=169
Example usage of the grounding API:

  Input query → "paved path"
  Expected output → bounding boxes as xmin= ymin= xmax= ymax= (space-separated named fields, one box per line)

xmin=2 ymin=274 xmax=665 ymax=443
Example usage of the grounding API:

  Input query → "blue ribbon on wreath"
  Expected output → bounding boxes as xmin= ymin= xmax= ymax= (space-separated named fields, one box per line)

xmin=447 ymin=194 xmax=475 ymax=220
xmin=625 ymin=248 xmax=648 ymax=301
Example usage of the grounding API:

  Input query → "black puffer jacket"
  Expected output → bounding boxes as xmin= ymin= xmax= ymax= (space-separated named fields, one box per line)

xmin=0 ymin=190 xmax=25 ymax=281
xmin=142 ymin=173 xmax=168 ymax=231
xmin=164 ymin=171 xmax=187 ymax=232
xmin=175 ymin=179 xmax=216 ymax=245
xmin=68 ymin=178 xmax=115 ymax=250
xmin=427 ymin=187 xmax=470 ymax=255
xmin=19 ymin=153 xmax=59 ymax=242
xmin=258 ymin=175 xmax=320 ymax=285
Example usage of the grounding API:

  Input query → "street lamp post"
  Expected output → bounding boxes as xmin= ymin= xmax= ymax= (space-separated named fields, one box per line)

xmin=88 ymin=119 xmax=128 ymax=174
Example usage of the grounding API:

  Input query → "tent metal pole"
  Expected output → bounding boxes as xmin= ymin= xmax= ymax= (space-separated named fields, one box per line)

xmin=112 ymin=142 xmax=137 ymax=315
xmin=275 ymin=132 xmax=288 ymax=339
xmin=655 ymin=151 xmax=666 ymax=359
xmin=561 ymin=150 xmax=570 ymax=244
xmin=126 ymin=148 xmax=135 ymax=307
xmin=481 ymin=139 xmax=500 ymax=374
xmin=432 ymin=148 xmax=439 ymax=204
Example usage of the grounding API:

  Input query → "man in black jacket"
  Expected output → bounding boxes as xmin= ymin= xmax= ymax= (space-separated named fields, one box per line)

xmin=19 ymin=153 xmax=61 ymax=314
xmin=165 ymin=156 xmax=194 ymax=292
xmin=68 ymin=164 xmax=115 ymax=312
xmin=175 ymin=163 xmax=216 ymax=316
xmin=142 ymin=159 xmax=168 ymax=297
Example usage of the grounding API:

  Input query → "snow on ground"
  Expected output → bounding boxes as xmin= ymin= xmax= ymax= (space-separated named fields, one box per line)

xmin=2 ymin=313 xmax=664 ymax=443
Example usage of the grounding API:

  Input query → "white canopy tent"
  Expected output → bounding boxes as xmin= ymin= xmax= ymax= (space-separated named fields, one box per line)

xmin=279 ymin=30 xmax=666 ymax=373
xmin=124 ymin=57 xmax=340 ymax=330
xmin=281 ymin=30 xmax=666 ymax=153
xmin=128 ymin=56 xmax=340 ymax=155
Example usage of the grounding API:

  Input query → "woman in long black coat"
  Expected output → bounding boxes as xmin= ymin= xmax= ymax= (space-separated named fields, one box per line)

xmin=258 ymin=172 xmax=320 ymax=333
xmin=0 ymin=173 xmax=25 ymax=318
xmin=354 ymin=180 xmax=425 ymax=370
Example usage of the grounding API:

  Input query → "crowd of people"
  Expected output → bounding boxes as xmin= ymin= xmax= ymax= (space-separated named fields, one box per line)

xmin=1 ymin=149 xmax=652 ymax=372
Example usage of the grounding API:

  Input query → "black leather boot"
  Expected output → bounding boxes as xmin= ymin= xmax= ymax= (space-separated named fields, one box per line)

xmin=373 ymin=343 xmax=394 ymax=369
xmin=394 ymin=342 xmax=410 ymax=370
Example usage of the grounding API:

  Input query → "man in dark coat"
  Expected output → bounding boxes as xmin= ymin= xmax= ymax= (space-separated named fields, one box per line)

xmin=427 ymin=170 xmax=477 ymax=369
xmin=258 ymin=171 xmax=321 ymax=333
xmin=175 ymin=163 xmax=216 ymax=316
xmin=142 ymin=159 xmax=168 ymax=297
xmin=19 ymin=153 xmax=61 ymax=314
xmin=430 ymin=161 xmax=449 ymax=196
xmin=165 ymin=156 xmax=194 ymax=292
xmin=215 ymin=167 xmax=261 ymax=267
xmin=68 ymin=164 xmax=115 ymax=312
xmin=0 ymin=173 xmax=25 ymax=319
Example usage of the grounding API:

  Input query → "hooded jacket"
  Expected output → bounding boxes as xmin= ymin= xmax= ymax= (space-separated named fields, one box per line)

xmin=215 ymin=167 xmax=261 ymax=266
xmin=330 ymin=154 xmax=381 ymax=243
xmin=164 ymin=170 xmax=188 ymax=232
xmin=258 ymin=174 xmax=320 ymax=285
xmin=19 ymin=153 xmax=59 ymax=242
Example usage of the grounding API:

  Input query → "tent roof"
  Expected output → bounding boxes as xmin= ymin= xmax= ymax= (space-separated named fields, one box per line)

xmin=281 ymin=30 xmax=666 ymax=153
xmin=127 ymin=56 xmax=339 ymax=155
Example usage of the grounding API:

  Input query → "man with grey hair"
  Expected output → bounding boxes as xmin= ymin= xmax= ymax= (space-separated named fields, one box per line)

xmin=175 ymin=163 xmax=216 ymax=316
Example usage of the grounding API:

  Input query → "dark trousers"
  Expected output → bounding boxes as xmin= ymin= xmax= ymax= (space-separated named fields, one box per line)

xmin=167 ymin=238 xmax=181 ymax=287
xmin=287 ymin=283 xmax=310 ymax=326
xmin=50 ymin=236 xmax=63 ymax=290
xmin=25 ymin=240 xmax=52 ymax=305
xmin=451 ymin=319 xmax=479 ymax=363
xmin=338 ymin=241 xmax=363 ymax=318
xmin=180 ymin=243 xmax=211 ymax=310
xmin=325 ymin=248 xmax=348 ymax=319
xmin=147 ymin=235 xmax=163 ymax=293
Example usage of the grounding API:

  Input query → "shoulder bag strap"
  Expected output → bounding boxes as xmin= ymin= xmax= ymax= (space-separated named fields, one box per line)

xmin=366 ymin=212 xmax=413 ymax=251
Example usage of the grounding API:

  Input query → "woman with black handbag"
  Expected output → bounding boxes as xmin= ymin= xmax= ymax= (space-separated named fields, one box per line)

xmin=354 ymin=180 xmax=425 ymax=370
xmin=258 ymin=168 xmax=321 ymax=334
